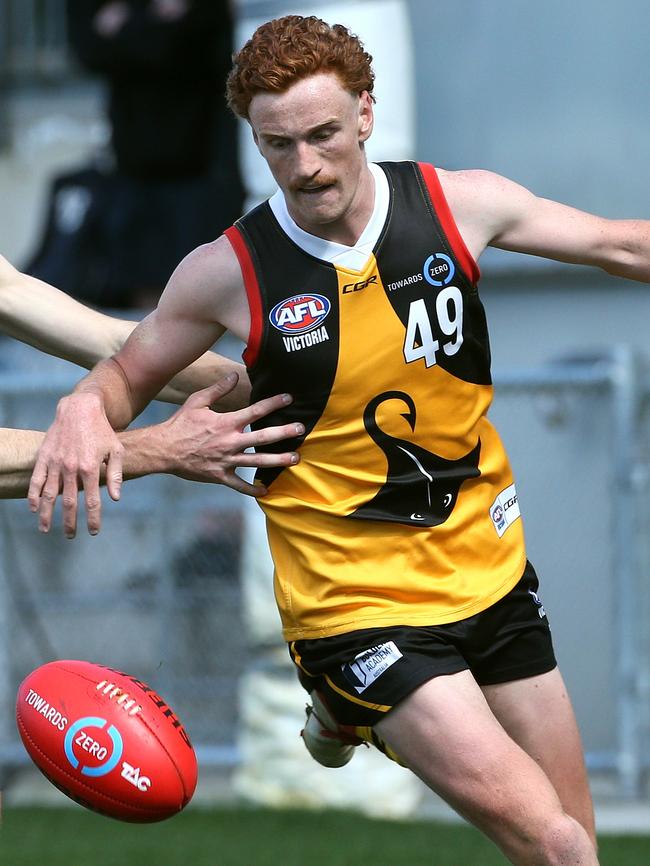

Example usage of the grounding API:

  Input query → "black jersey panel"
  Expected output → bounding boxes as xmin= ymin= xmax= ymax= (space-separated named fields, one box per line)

xmin=376 ymin=162 xmax=492 ymax=386
xmin=236 ymin=205 xmax=341 ymax=488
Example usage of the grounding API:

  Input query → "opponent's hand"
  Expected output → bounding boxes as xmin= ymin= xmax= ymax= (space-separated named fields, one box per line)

xmin=152 ymin=373 xmax=303 ymax=496
xmin=27 ymin=392 xmax=124 ymax=538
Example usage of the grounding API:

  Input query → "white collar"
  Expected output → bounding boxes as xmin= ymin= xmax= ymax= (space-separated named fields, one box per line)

xmin=268 ymin=162 xmax=389 ymax=271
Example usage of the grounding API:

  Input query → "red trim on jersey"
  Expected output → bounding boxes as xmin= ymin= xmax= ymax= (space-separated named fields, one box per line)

xmin=224 ymin=225 xmax=263 ymax=367
xmin=418 ymin=162 xmax=481 ymax=285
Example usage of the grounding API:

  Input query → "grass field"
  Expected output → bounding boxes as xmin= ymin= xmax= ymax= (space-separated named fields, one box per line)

xmin=2 ymin=806 xmax=650 ymax=866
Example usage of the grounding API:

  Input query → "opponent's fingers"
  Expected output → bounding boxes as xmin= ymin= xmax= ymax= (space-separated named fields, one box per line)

xmin=80 ymin=466 xmax=103 ymax=536
xmin=27 ymin=459 xmax=48 ymax=513
xmin=231 ymin=451 xmax=300 ymax=468
xmin=221 ymin=471 xmax=268 ymax=498
xmin=61 ymin=472 xmax=80 ymax=539
xmin=104 ymin=446 xmax=124 ymax=502
xmin=182 ymin=372 xmax=239 ymax=410
xmin=234 ymin=392 xmax=293 ymax=425
xmin=37 ymin=468 xmax=63 ymax=533
xmin=240 ymin=421 xmax=305 ymax=449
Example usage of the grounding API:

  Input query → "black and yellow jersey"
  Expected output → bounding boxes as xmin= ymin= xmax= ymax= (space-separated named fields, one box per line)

xmin=225 ymin=161 xmax=527 ymax=641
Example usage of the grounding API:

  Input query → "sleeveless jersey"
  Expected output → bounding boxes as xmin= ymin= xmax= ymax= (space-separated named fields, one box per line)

xmin=225 ymin=161 xmax=527 ymax=641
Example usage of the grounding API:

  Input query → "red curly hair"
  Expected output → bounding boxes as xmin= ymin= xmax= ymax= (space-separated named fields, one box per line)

xmin=227 ymin=15 xmax=375 ymax=119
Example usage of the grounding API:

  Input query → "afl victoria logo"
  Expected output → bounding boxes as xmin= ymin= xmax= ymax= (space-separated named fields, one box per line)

xmin=269 ymin=293 xmax=331 ymax=334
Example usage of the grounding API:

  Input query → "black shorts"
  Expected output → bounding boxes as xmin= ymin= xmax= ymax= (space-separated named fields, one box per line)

xmin=289 ymin=561 xmax=556 ymax=728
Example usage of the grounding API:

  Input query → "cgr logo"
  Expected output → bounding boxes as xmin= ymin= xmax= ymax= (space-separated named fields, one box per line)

xmin=269 ymin=293 xmax=331 ymax=334
xmin=64 ymin=716 xmax=123 ymax=777
xmin=342 ymin=274 xmax=377 ymax=294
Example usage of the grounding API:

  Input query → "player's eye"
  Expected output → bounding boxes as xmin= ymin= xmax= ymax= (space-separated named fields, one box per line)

xmin=313 ymin=128 xmax=334 ymax=141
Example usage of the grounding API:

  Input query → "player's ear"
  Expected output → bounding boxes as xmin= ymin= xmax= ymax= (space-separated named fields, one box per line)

xmin=358 ymin=91 xmax=374 ymax=144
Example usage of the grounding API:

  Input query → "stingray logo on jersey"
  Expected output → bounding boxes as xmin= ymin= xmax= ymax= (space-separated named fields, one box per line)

xmin=64 ymin=716 xmax=124 ymax=777
xmin=270 ymin=293 xmax=331 ymax=353
xmin=423 ymin=252 xmax=455 ymax=287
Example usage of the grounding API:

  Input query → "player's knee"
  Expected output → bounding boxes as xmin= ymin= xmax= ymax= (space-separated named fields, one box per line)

xmin=535 ymin=813 xmax=596 ymax=866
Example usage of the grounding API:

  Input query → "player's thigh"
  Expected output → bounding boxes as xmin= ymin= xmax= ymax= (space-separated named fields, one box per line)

xmin=374 ymin=669 xmax=572 ymax=855
xmin=481 ymin=667 xmax=596 ymax=845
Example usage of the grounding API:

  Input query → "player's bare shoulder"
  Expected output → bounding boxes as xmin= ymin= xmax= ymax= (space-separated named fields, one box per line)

xmin=436 ymin=168 xmax=535 ymax=257
xmin=437 ymin=167 xmax=523 ymax=214
xmin=167 ymin=234 xmax=243 ymax=301
xmin=161 ymin=234 xmax=249 ymax=340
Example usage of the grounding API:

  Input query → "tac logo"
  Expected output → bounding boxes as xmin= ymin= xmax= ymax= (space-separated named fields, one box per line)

xmin=269 ymin=293 xmax=331 ymax=334
xmin=64 ymin=716 xmax=123 ymax=777
xmin=121 ymin=761 xmax=152 ymax=792
xmin=423 ymin=252 xmax=455 ymax=286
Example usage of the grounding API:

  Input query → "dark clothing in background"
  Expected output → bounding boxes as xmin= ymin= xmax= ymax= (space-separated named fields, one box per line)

xmin=24 ymin=1 xmax=243 ymax=309
xmin=66 ymin=0 xmax=235 ymax=179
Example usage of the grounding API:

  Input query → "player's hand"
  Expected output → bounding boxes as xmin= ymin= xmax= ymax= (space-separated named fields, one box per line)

xmin=152 ymin=373 xmax=303 ymax=496
xmin=27 ymin=392 xmax=124 ymax=538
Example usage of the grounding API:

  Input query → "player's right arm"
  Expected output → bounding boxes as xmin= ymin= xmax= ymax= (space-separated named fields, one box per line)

xmin=28 ymin=236 xmax=282 ymax=536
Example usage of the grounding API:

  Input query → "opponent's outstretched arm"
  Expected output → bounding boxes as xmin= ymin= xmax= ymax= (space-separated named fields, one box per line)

xmin=0 ymin=254 xmax=251 ymax=409
xmin=5 ymin=376 xmax=301 ymax=509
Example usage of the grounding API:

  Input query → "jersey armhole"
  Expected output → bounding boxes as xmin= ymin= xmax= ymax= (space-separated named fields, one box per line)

xmin=417 ymin=162 xmax=481 ymax=285
xmin=224 ymin=225 xmax=263 ymax=368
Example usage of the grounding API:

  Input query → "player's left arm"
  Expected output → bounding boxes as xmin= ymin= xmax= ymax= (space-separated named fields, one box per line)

xmin=450 ymin=171 xmax=649 ymax=282
xmin=0 ymin=254 xmax=251 ymax=408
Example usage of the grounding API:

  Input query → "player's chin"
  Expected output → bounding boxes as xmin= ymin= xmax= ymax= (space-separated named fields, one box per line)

xmin=293 ymin=185 xmax=339 ymax=212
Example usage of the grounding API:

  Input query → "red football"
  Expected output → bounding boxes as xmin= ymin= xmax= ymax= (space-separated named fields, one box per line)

xmin=16 ymin=660 xmax=198 ymax=822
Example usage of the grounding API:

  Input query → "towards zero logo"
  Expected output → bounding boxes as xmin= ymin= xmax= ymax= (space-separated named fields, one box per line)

xmin=270 ymin=294 xmax=331 ymax=334
xmin=63 ymin=716 xmax=123 ymax=777
xmin=423 ymin=252 xmax=455 ymax=286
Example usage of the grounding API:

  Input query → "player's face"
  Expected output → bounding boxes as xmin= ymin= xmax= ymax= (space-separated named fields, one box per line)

xmin=249 ymin=72 xmax=374 ymax=242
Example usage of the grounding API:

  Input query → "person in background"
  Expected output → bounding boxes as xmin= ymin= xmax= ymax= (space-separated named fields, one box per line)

xmin=47 ymin=0 xmax=244 ymax=308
